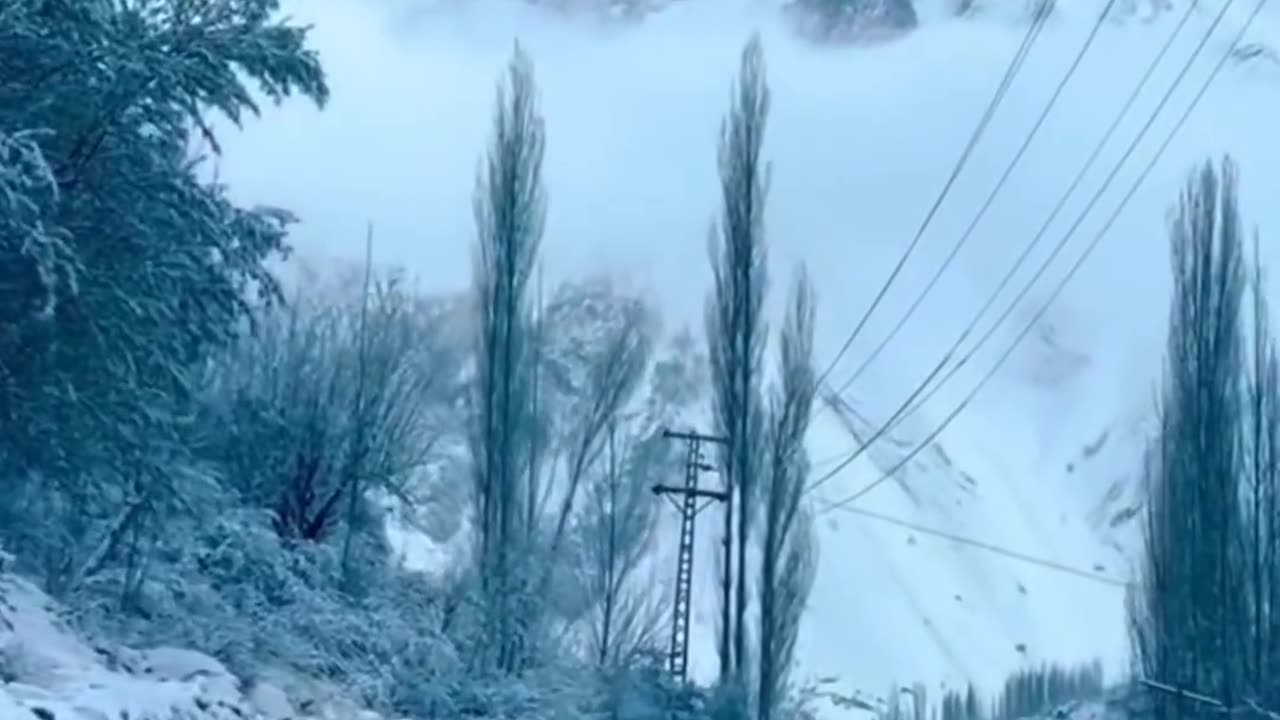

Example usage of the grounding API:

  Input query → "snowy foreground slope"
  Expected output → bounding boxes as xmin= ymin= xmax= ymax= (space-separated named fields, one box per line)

xmin=0 ymin=563 xmax=388 ymax=720
xmin=212 ymin=0 xmax=1280 ymax=711
xmin=0 ymin=554 xmax=1126 ymax=720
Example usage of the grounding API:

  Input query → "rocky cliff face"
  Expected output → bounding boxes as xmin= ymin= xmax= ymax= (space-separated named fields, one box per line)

xmin=521 ymin=0 xmax=679 ymax=22
xmin=516 ymin=0 xmax=922 ymax=41
xmin=784 ymin=0 xmax=919 ymax=44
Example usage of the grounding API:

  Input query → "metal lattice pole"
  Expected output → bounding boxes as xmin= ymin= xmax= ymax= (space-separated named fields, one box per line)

xmin=653 ymin=428 xmax=728 ymax=682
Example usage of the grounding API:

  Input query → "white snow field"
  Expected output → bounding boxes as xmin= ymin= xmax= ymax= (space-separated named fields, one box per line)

xmin=210 ymin=0 xmax=1280 ymax=709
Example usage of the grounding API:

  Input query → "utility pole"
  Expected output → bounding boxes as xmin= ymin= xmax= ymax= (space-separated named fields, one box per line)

xmin=653 ymin=427 xmax=729 ymax=683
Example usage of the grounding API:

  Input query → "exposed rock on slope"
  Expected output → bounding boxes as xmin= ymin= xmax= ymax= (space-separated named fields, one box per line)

xmin=784 ymin=0 xmax=919 ymax=45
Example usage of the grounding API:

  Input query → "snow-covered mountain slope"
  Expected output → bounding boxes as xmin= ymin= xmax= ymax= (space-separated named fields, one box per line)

xmin=211 ymin=0 xmax=1280 ymax=710
xmin=0 ymin=560 xmax=392 ymax=720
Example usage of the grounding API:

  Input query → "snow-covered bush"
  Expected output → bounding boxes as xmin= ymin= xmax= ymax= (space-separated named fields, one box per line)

xmin=26 ymin=259 xmax=468 ymax=714
xmin=197 ymin=265 xmax=465 ymax=554
xmin=69 ymin=507 xmax=465 ymax=715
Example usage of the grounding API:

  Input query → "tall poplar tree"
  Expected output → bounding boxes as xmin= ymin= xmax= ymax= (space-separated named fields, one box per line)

xmin=707 ymin=34 xmax=770 ymax=684
xmin=470 ymin=43 xmax=545 ymax=672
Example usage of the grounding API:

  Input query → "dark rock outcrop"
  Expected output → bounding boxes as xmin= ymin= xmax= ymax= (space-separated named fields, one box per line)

xmin=785 ymin=0 xmax=919 ymax=45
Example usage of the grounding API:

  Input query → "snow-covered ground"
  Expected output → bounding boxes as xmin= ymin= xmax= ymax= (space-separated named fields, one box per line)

xmin=211 ymin=0 xmax=1280 ymax=711
xmin=0 ymin=559 xmax=391 ymax=720
xmin=0 ymin=555 xmax=1123 ymax=720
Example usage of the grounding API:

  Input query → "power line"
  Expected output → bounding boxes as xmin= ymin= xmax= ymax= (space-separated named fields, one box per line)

xmin=803 ymin=0 xmax=1199 ymax=499
xmin=827 ymin=504 xmax=1130 ymax=587
xmin=1139 ymin=678 xmax=1280 ymax=720
xmin=1138 ymin=678 xmax=1280 ymax=720
xmin=813 ymin=0 xmax=1243 ymax=500
xmin=812 ymin=5 xmax=1049 ymax=390
xmin=1138 ymin=679 xmax=1232 ymax=712
xmin=832 ymin=0 xmax=1123 ymax=399
xmin=804 ymin=382 xmax=926 ymax=495
xmin=831 ymin=0 xmax=1203 ymax=440
xmin=813 ymin=447 xmax=857 ymax=470
xmin=821 ymin=0 xmax=1262 ymax=513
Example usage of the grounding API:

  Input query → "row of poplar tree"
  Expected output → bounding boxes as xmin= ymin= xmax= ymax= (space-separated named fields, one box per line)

xmin=1129 ymin=156 xmax=1280 ymax=720
xmin=469 ymin=33 xmax=823 ymax=720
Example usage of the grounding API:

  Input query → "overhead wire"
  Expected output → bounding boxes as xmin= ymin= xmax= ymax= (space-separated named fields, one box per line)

xmin=829 ymin=504 xmax=1130 ymax=587
xmin=812 ymin=4 xmax=1050 ymax=391
xmin=805 ymin=0 xmax=1188 ymax=491
xmin=819 ymin=0 xmax=1202 ymax=461
xmin=806 ymin=0 xmax=1230 ymax=499
xmin=803 ymin=383 xmax=912 ymax=495
xmin=812 ymin=448 xmax=857 ymax=470
xmin=831 ymin=0 xmax=1124 ymax=399
xmin=820 ymin=0 xmax=1264 ymax=514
